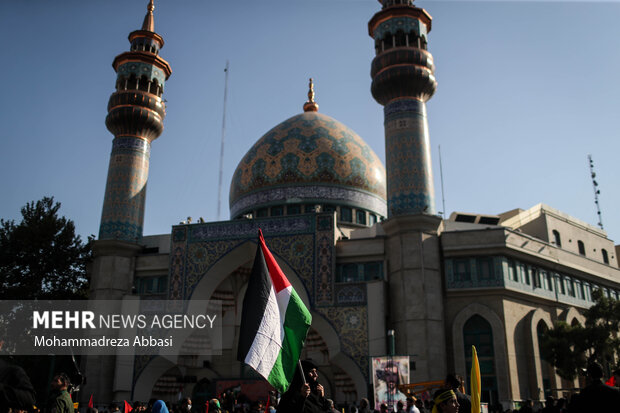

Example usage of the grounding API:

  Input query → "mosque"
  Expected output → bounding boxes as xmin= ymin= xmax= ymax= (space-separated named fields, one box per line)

xmin=83 ymin=0 xmax=620 ymax=410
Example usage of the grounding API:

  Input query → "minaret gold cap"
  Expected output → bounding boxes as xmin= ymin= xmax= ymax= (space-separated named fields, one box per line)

xmin=142 ymin=0 xmax=155 ymax=32
xmin=303 ymin=78 xmax=319 ymax=112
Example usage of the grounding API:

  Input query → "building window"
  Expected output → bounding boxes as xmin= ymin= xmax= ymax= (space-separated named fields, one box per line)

xmin=135 ymin=275 xmax=168 ymax=295
xmin=369 ymin=214 xmax=377 ymax=225
xmin=584 ymin=283 xmax=592 ymax=301
xmin=463 ymin=315 xmax=498 ymax=405
xmin=576 ymin=280 xmax=584 ymax=300
xmin=507 ymin=259 xmax=518 ymax=282
xmin=356 ymin=209 xmax=366 ymax=225
xmin=257 ymin=208 xmax=268 ymax=218
xmin=271 ymin=206 xmax=284 ymax=216
xmin=337 ymin=263 xmax=358 ymax=283
xmin=519 ymin=264 xmax=530 ymax=285
xmin=287 ymin=204 xmax=301 ymax=215
xmin=578 ymin=240 xmax=586 ymax=256
xmin=477 ymin=257 xmax=495 ymax=281
xmin=566 ymin=277 xmax=575 ymax=297
xmin=541 ymin=270 xmax=552 ymax=291
xmin=323 ymin=204 xmax=336 ymax=213
xmin=552 ymin=230 xmax=562 ymax=247
xmin=454 ymin=259 xmax=471 ymax=282
xmin=602 ymin=249 xmax=609 ymax=264
xmin=531 ymin=267 xmax=541 ymax=288
xmin=336 ymin=262 xmax=383 ymax=283
xmin=340 ymin=207 xmax=352 ymax=222
xmin=557 ymin=275 xmax=565 ymax=295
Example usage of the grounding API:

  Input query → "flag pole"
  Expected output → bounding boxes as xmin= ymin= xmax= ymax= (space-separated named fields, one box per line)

xmin=298 ymin=360 xmax=307 ymax=385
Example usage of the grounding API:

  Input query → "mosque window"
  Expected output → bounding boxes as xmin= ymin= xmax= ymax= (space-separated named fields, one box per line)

xmin=139 ymin=75 xmax=149 ymax=92
xmin=369 ymin=214 xmax=377 ymax=226
xmin=463 ymin=315 xmax=498 ymax=405
xmin=324 ymin=204 xmax=336 ymax=214
xmin=578 ymin=240 xmax=586 ymax=256
xmin=340 ymin=207 xmax=352 ymax=222
xmin=531 ymin=267 xmax=541 ymax=288
xmin=135 ymin=275 xmax=167 ymax=295
xmin=519 ymin=263 xmax=529 ymax=285
xmin=602 ymin=248 xmax=609 ymax=264
xmin=454 ymin=258 xmax=471 ymax=282
xmin=287 ymin=204 xmax=301 ymax=215
xmin=542 ymin=270 xmax=553 ymax=291
xmin=128 ymin=74 xmax=138 ymax=90
xmin=257 ymin=208 xmax=268 ymax=218
xmin=395 ymin=30 xmax=406 ymax=47
xmin=476 ymin=257 xmax=495 ymax=281
xmin=356 ymin=210 xmax=366 ymax=225
xmin=506 ymin=259 xmax=518 ymax=282
xmin=336 ymin=261 xmax=384 ymax=283
xmin=556 ymin=275 xmax=565 ymax=295
xmin=584 ymin=283 xmax=592 ymax=301
xmin=576 ymin=280 xmax=584 ymax=300
xmin=566 ymin=277 xmax=575 ymax=297
xmin=552 ymin=230 xmax=562 ymax=247
xmin=271 ymin=206 xmax=284 ymax=216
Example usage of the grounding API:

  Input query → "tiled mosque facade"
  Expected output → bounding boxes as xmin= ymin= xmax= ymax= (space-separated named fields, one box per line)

xmin=83 ymin=1 xmax=620 ymax=410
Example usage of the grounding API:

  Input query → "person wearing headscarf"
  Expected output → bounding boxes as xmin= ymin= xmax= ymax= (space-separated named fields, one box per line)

xmin=152 ymin=400 xmax=169 ymax=413
xmin=276 ymin=360 xmax=328 ymax=413
xmin=430 ymin=390 xmax=459 ymax=413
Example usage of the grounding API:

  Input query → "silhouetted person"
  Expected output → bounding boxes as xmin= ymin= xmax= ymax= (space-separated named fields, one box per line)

xmin=567 ymin=362 xmax=620 ymax=413
xmin=45 ymin=373 xmax=74 ymax=413
xmin=0 ymin=353 xmax=36 ymax=413
xmin=276 ymin=360 xmax=328 ymax=413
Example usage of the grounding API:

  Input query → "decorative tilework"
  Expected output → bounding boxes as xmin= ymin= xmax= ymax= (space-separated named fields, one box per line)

xmin=112 ymin=136 xmax=151 ymax=155
xmin=335 ymin=284 xmax=367 ymax=305
xmin=373 ymin=17 xmax=426 ymax=40
xmin=230 ymin=185 xmax=387 ymax=219
xmin=316 ymin=306 xmax=369 ymax=380
xmin=383 ymin=98 xmax=436 ymax=216
xmin=230 ymin=111 xmax=386 ymax=215
xmin=117 ymin=62 xmax=166 ymax=89
xmin=166 ymin=213 xmax=366 ymax=381
xmin=189 ymin=215 xmax=315 ymax=242
xmin=99 ymin=138 xmax=151 ymax=241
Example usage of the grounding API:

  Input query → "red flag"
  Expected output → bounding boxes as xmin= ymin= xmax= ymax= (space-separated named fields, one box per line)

xmin=205 ymin=401 xmax=209 ymax=413
xmin=606 ymin=375 xmax=616 ymax=386
xmin=88 ymin=395 xmax=94 ymax=408
xmin=124 ymin=400 xmax=133 ymax=413
xmin=264 ymin=396 xmax=270 ymax=413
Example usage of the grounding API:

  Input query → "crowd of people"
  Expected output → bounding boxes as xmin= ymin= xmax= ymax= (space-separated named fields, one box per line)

xmin=2 ymin=357 xmax=620 ymax=413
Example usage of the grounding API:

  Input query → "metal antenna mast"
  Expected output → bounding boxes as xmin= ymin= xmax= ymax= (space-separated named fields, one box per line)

xmin=588 ymin=154 xmax=604 ymax=230
xmin=217 ymin=61 xmax=229 ymax=221
xmin=438 ymin=145 xmax=446 ymax=218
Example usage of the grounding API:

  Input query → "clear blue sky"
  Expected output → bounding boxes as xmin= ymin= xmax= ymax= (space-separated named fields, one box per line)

xmin=1 ymin=1 xmax=619 ymax=244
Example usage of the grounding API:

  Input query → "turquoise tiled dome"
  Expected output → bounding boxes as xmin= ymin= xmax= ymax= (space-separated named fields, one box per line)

xmin=229 ymin=111 xmax=387 ymax=218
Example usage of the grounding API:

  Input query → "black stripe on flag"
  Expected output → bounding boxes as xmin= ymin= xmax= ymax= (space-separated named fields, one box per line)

xmin=237 ymin=240 xmax=273 ymax=362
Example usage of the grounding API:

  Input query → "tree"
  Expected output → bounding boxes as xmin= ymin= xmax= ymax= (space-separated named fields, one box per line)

xmin=0 ymin=197 xmax=92 ymax=299
xmin=540 ymin=289 xmax=620 ymax=380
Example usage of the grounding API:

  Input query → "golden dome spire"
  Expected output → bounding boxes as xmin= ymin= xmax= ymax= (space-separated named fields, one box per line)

xmin=142 ymin=0 xmax=155 ymax=32
xmin=303 ymin=78 xmax=319 ymax=112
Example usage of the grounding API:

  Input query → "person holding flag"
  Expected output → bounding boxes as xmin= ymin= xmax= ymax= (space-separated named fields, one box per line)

xmin=276 ymin=359 xmax=329 ymax=413
xmin=237 ymin=230 xmax=314 ymax=408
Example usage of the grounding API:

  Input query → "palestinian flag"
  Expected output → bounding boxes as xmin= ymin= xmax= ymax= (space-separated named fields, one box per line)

xmin=237 ymin=230 xmax=312 ymax=393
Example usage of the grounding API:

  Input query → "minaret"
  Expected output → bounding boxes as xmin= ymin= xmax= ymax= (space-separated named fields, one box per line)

xmin=369 ymin=0 xmax=436 ymax=217
xmin=369 ymin=0 xmax=447 ymax=383
xmin=99 ymin=0 xmax=172 ymax=242
xmin=84 ymin=2 xmax=172 ymax=403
